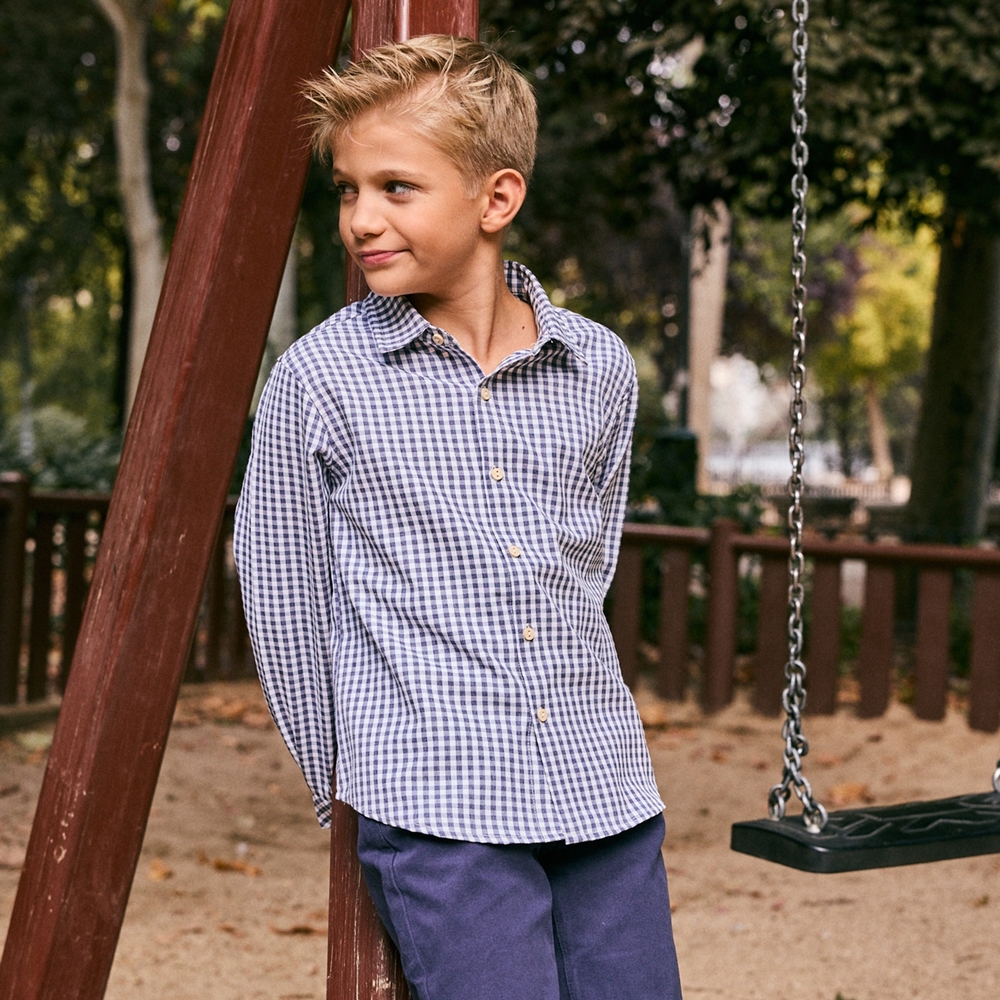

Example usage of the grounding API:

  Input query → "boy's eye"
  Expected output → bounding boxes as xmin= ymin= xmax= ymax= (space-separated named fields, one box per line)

xmin=385 ymin=181 xmax=413 ymax=195
xmin=335 ymin=182 xmax=357 ymax=197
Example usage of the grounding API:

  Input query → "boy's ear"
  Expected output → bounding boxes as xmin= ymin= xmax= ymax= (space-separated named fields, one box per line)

xmin=479 ymin=169 xmax=527 ymax=234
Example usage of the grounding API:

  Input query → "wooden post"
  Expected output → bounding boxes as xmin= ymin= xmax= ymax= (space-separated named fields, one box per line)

xmin=0 ymin=472 xmax=29 ymax=705
xmin=969 ymin=570 xmax=1000 ymax=733
xmin=326 ymin=6 xmax=478 ymax=999
xmin=752 ymin=552 xmax=789 ymax=716
xmin=26 ymin=512 xmax=57 ymax=703
xmin=59 ymin=511 xmax=88 ymax=688
xmin=805 ymin=556 xmax=841 ymax=715
xmin=657 ymin=547 xmax=691 ymax=700
xmin=858 ymin=561 xmax=896 ymax=718
xmin=913 ymin=567 xmax=953 ymax=721
xmin=703 ymin=518 xmax=738 ymax=712
xmin=0 ymin=2 xmax=350 ymax=997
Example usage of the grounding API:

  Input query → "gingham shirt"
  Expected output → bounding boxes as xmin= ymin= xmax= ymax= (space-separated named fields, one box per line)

xmin=234 ymin=262 xmax=663 ymax=844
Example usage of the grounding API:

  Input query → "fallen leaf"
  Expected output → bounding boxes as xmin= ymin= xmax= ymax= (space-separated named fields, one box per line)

xmin=828 ymin=782 xmax=875 ymax=807
xmin=270 ymin=924 xmax=326 ymax=936
xmin=636 ymin=696 xmax=670 ymax=728
xmin=710 ymin=748 xmax=730 ymax=764
xmin=815 ymin=754 xmax=843 ymax=768
xmin=215 ymin=698 xmax=249 ymax=722
xmin=0 ymin=784 xmax=20 ymax=798
xmin=147 ymin=858 xmax=173 ymax=882
xmin=218 ymin=922 xmax=246 ymax=937
xmin=973 ymin=894 xmax=990 ymax=908
xmin=197 ymin=849 xmax=261 ymax=875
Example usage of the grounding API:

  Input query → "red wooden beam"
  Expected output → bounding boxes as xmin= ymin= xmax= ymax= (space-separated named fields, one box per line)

xmin=0 ymin=1 xmax=350 ymax=996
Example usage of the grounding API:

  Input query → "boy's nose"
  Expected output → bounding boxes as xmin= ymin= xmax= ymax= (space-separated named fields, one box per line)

xmin=347 ymin=192 xmax=385 ymax=240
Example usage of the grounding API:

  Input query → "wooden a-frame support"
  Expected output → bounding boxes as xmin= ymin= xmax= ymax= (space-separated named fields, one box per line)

xmin=0 ymin=1 xmax=476 ymax=997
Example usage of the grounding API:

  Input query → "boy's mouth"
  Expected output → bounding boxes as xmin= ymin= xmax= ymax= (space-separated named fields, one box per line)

xmin=357 ymin=249 xmax=402 ymax=267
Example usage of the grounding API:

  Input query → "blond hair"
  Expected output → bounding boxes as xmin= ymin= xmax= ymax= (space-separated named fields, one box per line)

xmin=302 ymin=35 xmax=537 ymax=187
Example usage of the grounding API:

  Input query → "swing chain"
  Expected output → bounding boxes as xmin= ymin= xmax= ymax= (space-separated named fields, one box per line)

xmin=993 ymin=760 xmax=1000 ymax=796
xmin=767 ymin=0 xmax=828 ymax=836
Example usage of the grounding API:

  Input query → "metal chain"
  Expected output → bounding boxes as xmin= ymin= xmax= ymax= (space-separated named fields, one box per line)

xmin=767 ymin=0 xmax=828 ymax=835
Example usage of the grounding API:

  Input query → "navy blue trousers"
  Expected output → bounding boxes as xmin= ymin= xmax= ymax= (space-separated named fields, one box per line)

xmin=357 ymin=812 xmax=683 ymax=1000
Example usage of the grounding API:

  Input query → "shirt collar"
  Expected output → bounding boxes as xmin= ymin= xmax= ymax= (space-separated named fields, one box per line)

xmin=362 ymin=261 xmax=588 ymax=365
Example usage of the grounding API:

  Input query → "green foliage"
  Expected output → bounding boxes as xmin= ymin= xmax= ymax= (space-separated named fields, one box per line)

xmin=0 ymin=0 xmax=229 ymax=447
xmin=816 ymin=224 xmax=937 ymax=392
xmin=484 ymin=1 xmax=689 ymax=391
xmin=0 ymin=405 xmax=120 ymax=490
xmin=657 ymin=1 xmax=1000 ymax=233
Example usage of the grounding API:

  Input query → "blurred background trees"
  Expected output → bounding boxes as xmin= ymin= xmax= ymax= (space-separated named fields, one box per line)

xmin=3 ymin=0 xmax=1000 ymax=543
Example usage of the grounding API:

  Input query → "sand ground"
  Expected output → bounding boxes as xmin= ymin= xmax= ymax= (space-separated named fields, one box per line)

xmin=2 ymin=679 xmax=999 ymax=1000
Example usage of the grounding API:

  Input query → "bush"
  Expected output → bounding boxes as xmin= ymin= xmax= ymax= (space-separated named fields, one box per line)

xmin=0 ymin=405 xmax=120 ymax=491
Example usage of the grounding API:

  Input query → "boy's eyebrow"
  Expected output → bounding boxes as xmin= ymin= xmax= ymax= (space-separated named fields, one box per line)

xmin=331 ymin=165 xmax=427 ymax=182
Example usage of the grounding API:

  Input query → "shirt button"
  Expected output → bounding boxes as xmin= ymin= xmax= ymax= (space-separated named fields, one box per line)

xmin=507 ymin=544 xmax=522 ymax=558
xmin=536 ymin=707 xmax=549 ymax=723
xmin=490 ymin=466 xmax=504 ymax=482
xmin=522 ymin=625 xmax=535 ymax=642
xmin=480 ymin=386 xmax=492 ymax=401
xmin=432 ymin=332 xmax=445 ymax=346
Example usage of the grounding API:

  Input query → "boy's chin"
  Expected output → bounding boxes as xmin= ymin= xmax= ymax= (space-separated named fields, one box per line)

xmin=361 ymin=273 xmax=427 ymax=300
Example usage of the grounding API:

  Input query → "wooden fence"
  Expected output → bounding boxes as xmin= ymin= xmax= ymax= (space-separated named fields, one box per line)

xmin=611 ymin=520 xmax=1000 ymax=733
xmin=3 ymin=473 xmax=1000 ymax=733
xmin=0 ymin=473 xmax=251 ymax=706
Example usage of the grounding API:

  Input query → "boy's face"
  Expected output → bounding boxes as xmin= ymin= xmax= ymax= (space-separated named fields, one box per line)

xmin=332 ymin=109 xmax=490 ymax=301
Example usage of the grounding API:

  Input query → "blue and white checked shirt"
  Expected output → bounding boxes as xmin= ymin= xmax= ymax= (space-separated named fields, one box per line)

xmin=235 ymin=262 xmax=663 ymax=844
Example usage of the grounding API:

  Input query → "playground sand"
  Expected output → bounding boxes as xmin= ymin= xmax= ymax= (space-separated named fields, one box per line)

xmin=2 ymin=679 xmax=998 ymax=1000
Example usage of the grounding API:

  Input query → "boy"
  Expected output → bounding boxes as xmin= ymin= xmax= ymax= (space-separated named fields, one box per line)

xmin=235 ymin=35 xmax=682 ymax=1000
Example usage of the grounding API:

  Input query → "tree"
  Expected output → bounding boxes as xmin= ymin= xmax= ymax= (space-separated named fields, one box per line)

xmin=654 ymin=0 xmax=1000 ymax=541
xmin=0 ymin=0 xmax=121 ymax=441
xmin=94 ymin=0 xmax=166 ymax=412
xmin=0 ymin=0 xmax=227 ymax=458
xmin=483 ymin=0 xmax=691 ymax=391
xmin=813 ymin=224 xmax=938 ymax=481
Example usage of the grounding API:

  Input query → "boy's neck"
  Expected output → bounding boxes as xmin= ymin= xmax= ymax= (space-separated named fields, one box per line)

xmin=408 ymin=257 xmax=537 ymax=376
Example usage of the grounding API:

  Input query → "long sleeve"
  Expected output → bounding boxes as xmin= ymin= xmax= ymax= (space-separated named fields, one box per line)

xmin=596 ymin=363 xmax=639 ymax=596
xmin=234 ymin=360 xmax=338 ymax=826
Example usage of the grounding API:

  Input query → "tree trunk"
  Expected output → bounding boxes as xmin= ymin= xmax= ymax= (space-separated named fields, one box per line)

xmin=95 ymin=0 xmax=167 ymax=419
xmin=687 ymin=199 xmax=731 ymax=492
xmin=906 ymin=223 xmax=1000 ymax=542
xmin=865 ymin=376 xmax=894 ymax=483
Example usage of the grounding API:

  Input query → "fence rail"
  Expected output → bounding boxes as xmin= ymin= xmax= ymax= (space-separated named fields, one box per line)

xmin=0 ymin=473 xmax=252 ymax=706
xmin=3 ymin=474 xmax=1000 ymax=733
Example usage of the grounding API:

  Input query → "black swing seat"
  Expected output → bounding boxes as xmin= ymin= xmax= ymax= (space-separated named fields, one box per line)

xmin=731 ymin=791 xmax=1000 ymax=873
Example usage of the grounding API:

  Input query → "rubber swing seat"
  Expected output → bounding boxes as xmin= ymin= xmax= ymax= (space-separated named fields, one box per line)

xmin=731 ymin=792 xmax=1000 ymax=873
